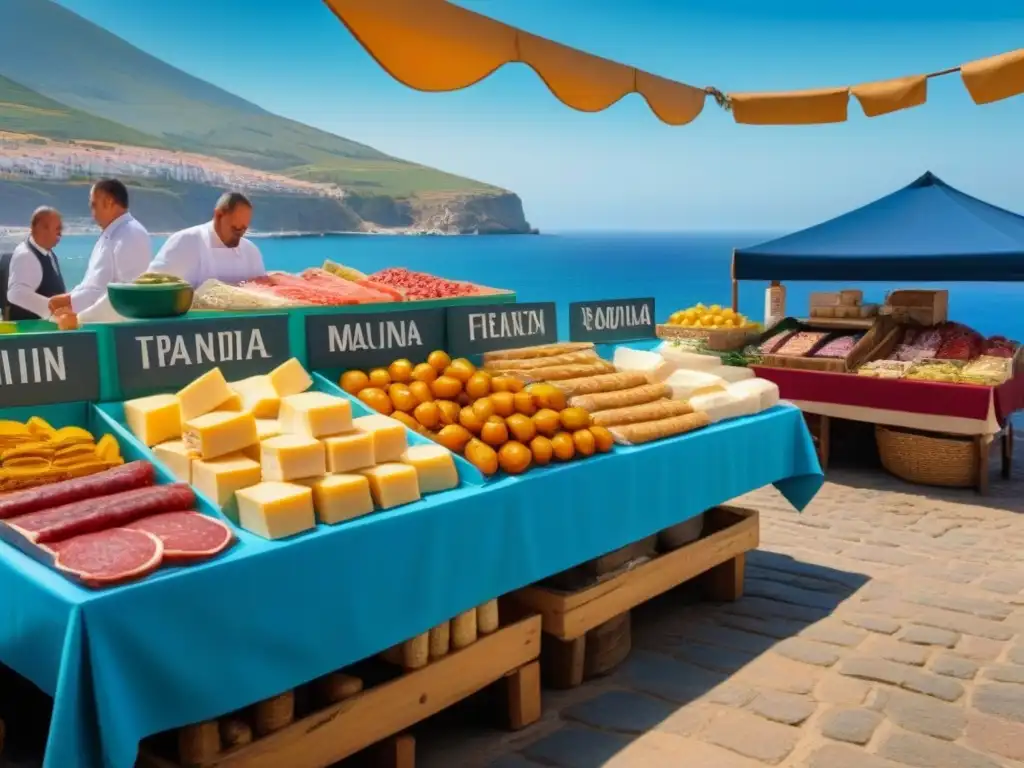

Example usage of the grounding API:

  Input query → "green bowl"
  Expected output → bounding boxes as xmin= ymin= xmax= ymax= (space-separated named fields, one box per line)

xmin=108 ymin=282 xmax=194 ymax=319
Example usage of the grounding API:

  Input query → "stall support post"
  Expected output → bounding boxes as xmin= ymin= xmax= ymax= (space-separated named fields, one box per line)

xmin=730 ymin=250 xmax=739 ymax=312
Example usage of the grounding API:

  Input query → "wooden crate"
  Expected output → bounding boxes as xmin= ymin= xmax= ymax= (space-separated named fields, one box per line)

xmin=883 ymin=289 xmax=948 ymax=326
xmin=137 ymin=606 xmax=541 ymax=768
xmin=512 ymin=506 xmax=759 ymax=688
xmin=655 ymin=324 xmax=757 ymax=352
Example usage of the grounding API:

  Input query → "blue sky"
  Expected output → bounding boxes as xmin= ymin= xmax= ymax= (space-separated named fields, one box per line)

xmin=55 ymin=0 xmax=1024 ymax=232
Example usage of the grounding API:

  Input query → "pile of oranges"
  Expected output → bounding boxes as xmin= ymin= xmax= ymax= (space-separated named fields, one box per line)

xmin=339 ymin=350 xmax=613 ymax=476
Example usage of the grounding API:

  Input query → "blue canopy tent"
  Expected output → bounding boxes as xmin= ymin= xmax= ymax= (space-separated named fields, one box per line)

xmin=730 ymin=172 xmax=1024 ymax=309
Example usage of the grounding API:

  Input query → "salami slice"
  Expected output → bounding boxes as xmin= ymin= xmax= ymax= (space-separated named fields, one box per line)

xmin=51 ymin=528 xmax=164 ymax=588
xmin=125 ymin=511 xmax=235 ymax=563
xmin=7 ymin=483 xmax=196 ymax=544
xmin=0 ymin=461 xmax=155 ymax=520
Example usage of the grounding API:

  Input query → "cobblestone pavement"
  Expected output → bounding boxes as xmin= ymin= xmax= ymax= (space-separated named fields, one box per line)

xmin=417 ymin=460 xmax=1024 ymax=768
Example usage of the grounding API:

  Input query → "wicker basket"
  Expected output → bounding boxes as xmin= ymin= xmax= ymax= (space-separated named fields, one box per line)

xmin=656 ymin=324 xmax=757 ymax=352
xmin=875 ymin=425 xmax=977 ymax=488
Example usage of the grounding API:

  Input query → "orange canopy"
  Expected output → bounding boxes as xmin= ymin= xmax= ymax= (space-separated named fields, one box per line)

xmin=323 ymin=0 xmax=1024 ymax=126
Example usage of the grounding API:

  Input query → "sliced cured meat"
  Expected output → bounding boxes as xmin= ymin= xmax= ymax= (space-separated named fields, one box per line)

xmin=7 ymin=483 xmax=196 ymax=544
xmin=125 ymin=511 xmax=235 ymax=563
xmin=51 ymin=528 xmax=163 ymax=588
xmin=0 ymin=461 xmax=155 ymax=520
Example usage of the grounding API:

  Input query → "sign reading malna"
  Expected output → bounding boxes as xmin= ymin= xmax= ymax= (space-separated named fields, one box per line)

xmin=306 ymin=307 xmax=446 ymax=370
xmin=113 ymin=315 xmax=290 ymax=397
xmin=0 ymin=332 xmax=100 ymax=407
xmin=569 ymin=298 xmax=656 ymax=343
xmin=446 ymin=302 xmax=557 ymax=357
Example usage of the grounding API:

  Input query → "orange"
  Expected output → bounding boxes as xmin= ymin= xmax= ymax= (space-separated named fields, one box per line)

xmin=465 ymin=438 xmax=498 ymax=476
xmin=505 ymin=413 xmax=536 ymax=443
xmin=456 ymin=392 xmax=472 ymax=407
xmin=430 ymin=375 xmax=462 ymax=399
xmin=445 ymin=358 xmax=476 ymax=383
xmin=532 ymin=408 xmax=561 ymax=437
xmin=436 ymin=399 xmax=461 ymax=426
xmin=459 ymin=406 xmax=485 ymax=434
xmin=391 ymin=411 xmax=421 ymax=433
xmin=357 ymin=387 xmax=392 ymax=416
xmin=388 ymin=383 xmax=418 ymax=413
xmin=490 ymin=375 xmax=520 ymax=393
xmin=513 ymin=391 xmax=537 ymax=416
xmin=339 ymin=369 xmax=369 ymax=395
xmin=413 ymin=401 xmax=441 ymax=430
xmin=387 ymin=359 xmax=414 ymax=384
xmin=411 ymin=363 xmax=438 ymax=384
xmin=527 ymin=383 xmax=566 ymax=411
xmin=427 ymin=350 xmax=452 ymax=372
xmin=590 ymin=425 xmax=614 ymax=453
xmin=529 ymin=435 xmax=554 ymax=466
xmin=464 ymin=371 xmax=492 ymax=400
xmin=480 ymin=419 xmax=509 ymax=447
xmin=559 ymin=407 xmax=592 ymax=431
xmin=471 ymin=396 xmax=495 ymax=421
xmin=367 ymin=368 xmax=391 ymax=389
xmin=434 ymin=424 xmax=473 ymax=453
xmin=408 ymin=380 xmax=434 ymax=405
xmin=572 ymin=428 xmax=596 ymax=457
xmin=498 ymin=441 xmax=532 ymax=474
xmin=550 ymin=432 xmax=576 ymax=462
xmin=490 ymin=391 xmax=516 ymax=418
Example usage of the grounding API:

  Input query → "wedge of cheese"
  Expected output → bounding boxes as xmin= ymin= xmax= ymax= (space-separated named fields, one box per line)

xmin=708 ymin=365 xmax=756 ymax=383
xmin=353 ymin=414 xmax=407 ymax=464
xmin=657 ymin=344 xmax=721 ymax=372
xmin=177 ymin=368 xmax=234 ymax=422
xmin=236 ymin=481 xmax=315 ymax=539
xmin=613 ymin=347 xmax=677 ymax=382
xmin=689 ymin=390 xmax=755 ymax=423
xmin=243 ymin=419 xmax=284 ymax=460
xmin=152 ymin=439 xmax=197 ymax=482
xmin=124 ymin=394 xmax=182 ymax=447
xmin=268 ymin=358 xmax=313 ymax=398
xmin=296 ymin=474 xmax=374 ymax=524
xmin=728 ymin=379 xmax=780 ymax=412
xmin=279 ymin=392 xmax=353 ymax=438
xmin=359 ymin=463 xmax=421 ymax=509
xmin=192 ymin=454 xmax=262 ymax=515
xmin=230 ymin=375 xmax=280 ymax=418
xmin=183 ymin=410 xmax=258 ymax=460
xmin=323 ymin=431 xmax=375 ymax=473
xmin=401 ymin=445 xmax=459 ymax=493
xmin=664 ymin=369 xmax=727 ymax=401
xmin=261 ymin=434 xmax=326 ymax=481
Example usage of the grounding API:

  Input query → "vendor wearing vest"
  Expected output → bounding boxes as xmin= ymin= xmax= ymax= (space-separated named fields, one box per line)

xmin=1 ymin=206 xmax=66 ymax=321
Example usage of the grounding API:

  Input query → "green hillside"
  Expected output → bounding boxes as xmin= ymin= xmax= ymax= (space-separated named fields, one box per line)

xmin=0 ymin=0 xmax=499 ymax=197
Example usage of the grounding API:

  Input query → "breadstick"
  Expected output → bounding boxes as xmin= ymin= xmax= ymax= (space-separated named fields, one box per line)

xmin=608 ymin=412 xmax=712 ymax=445
xmin=569 ymin=383 xmax=671 ymax=411
xmin=483 ymin=349 xmax=598 ymax=371
xmin=592 ymin=399 xmax=693 ymax=427
xmin=552 ymin=371 xmax=649 ymax=397
xmin=483 ymin=342 xmax=594 ymax=362
xmin=508 ymin=360 xmax=615 ymax=382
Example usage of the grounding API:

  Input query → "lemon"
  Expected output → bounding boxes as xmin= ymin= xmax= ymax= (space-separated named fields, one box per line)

xmin=709 ymin=304 xmax=722 ymax=313
xmin=721 ymin=308 xmax=736 ymax=319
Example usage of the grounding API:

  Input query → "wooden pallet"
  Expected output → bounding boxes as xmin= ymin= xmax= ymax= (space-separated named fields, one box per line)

xmin=137 ymin=608 xmax=541 ymax=768
xmin=512 ymin=506 xmax=759 ymax=688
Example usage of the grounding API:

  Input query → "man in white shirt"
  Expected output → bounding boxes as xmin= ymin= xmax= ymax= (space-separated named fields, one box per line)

xmin=49 ymin=178 xmax=152 ymax=322
xmin=1 ymin=207 xmax=67 ymax=321
xmin=148 ymin=191 xmax=266 ymax=288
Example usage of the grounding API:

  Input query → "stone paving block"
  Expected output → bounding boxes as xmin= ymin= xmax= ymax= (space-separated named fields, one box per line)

xmin=912 ymin=610 xmax=1015 ymax=642
xmin=965 ymin=711 xmax=1024 ymax=761
xmin=838 ymin=656 xmax=964 ymax=701
xmin=982 ymin=664 xmax=1024 ymax=685
xmin=873 ymin=640 xmax=931 ymax=667
xmin=819 ymin=707 xmax=883 ymax=744
xmin=877 ymin=730 xmax=1003 ymax=768
xmin=814 ymin=674 xmax=872 ymax=705
xmin=899 ymin=625 xmax=960 ymax=648
xmin=842 ymin=614 xmax=901 ymax=635
xmin=704 ymin=708 xmax=801 ymax=763
xmin=746 ymin=690 xmax=817 ymax=725
xmin=801 ymin=622 xmax=868 ymax=647
xmin=716 ymin=612 xmax=808 ymax=640
xmin=735 ymin=654 xmax=821 ymax=695
xmin=978 ymin=579 xmax=1023 ymax=595
xmin=674 ymin=642 xmax=756 ymax=674
xmin=845 ymin=545 xmax=925 ymax=567
xmin=653 ymin=702 xmax=717 ymax=737
xmin=883 ymin=689 xmax=967 ymax=741
xmin=607 ymin=732 xmax=765 ymax=768
xmin=805 ymin=743 xmax=902 ymax=768
xmin=900 ymin=667 xmax=965 ymax=702
xmin=563 ymin=691 xmax=677 ymax=734
xmin=930 ymin=654 xmax=979 ymax=680
xmin=723 ymin=595 xmax=829 ymax=624
xmin=972 ymin=683 xmax=1024 ymax=723
xmin=704 ymin=682 xmax=757 ymax=708
xmin=1009 ymin=645 xmax=1024 ymax=665
xmin=906 ymin=593 xmax=1013 ymax=621
xmin=744 ymin=580 xmax=846 ymax=612
xmin=522 ymin=726 xmax=631 ymax=768
xmin=747 ymin=566 xmax=852 ymax=596
xmin=774 ymin=637 xmax=841 ymax=667
xmin=673 ymin=621 xmax=774 ymax=656
xmin=617 ymin=651 xmax=724 ymax=704
xmin=956 ymin=636 xmax=1005 ymax=661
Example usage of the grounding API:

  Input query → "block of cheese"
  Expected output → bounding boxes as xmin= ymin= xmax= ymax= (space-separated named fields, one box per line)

xmin=152 ymin=439 xmax=197 ymax=482
xmin=177 ymin=368 xmax=234 ymax=422
xmin=689 ymin=391 xmax=753 ymax=423
xmin=235 ymin=481 xmax=315 ymax=540
xmin=657 ymin=344 xmax=721 ymax=372
xmin=192 ymin=454 xmax=262 ymax=515
xmin=296 ymin=474 xmax=374 ymax=524
xmin=708 ymin=365 xmax=756 ymax=383
xmin=613 ymin=347 xmax=677 ymax=382
xmin=665 ymin=369 xmax=727 ymax=401
xmin=728 ymin=379 xmax=780 ymax=412
xmin=268 ymin=358 xmax=313 ymax=397
xmin=243 ymin=419 xmax=283 ymax=460
xmin=123 ymin=394 xmax=182 ymax=447
xmin=279 ymin=392 xmax=353 ymax=438
xmin=219 ymin=392 xmax=243 ymax=411
xmin=401 ymin=445 xmax=458 ymax=493
xmin=322 ymin=430 xmax=375 ymax=473
xmin=230 ymin=375 xmax=280 ymax=418
xmin=353 ymin=414 xmax=407 ymax=463
xmin=261 ymin=434 xmax=326 ymax=481
xmin=359 ymin=463 xmax=421 ymax=509
xmin=183 ymin=410 xmax=258 ymax=460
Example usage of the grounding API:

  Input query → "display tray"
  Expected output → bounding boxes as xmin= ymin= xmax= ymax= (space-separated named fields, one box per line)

xmin=137 ymin=607 xmax=541 ymax=768
xmin=187 ymin=292 xmax=517 ymax=317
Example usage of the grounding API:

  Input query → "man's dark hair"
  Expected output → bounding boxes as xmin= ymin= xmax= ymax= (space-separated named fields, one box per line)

xmin=93 ymin=178 xmax=129 ymax=209
xmin=215 ymin=191 xmax=252 ymax=213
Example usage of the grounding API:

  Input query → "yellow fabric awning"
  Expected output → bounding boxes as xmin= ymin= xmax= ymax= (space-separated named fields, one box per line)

xmin=324 ymin=0 xmax=1024 ymax=127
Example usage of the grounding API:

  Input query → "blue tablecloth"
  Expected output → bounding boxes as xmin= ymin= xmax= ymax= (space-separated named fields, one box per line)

xmin=0 ymin=402 xmax=821 ymax=768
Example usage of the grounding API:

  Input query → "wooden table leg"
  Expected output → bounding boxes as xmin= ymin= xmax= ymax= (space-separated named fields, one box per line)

xmin=1002 ymin=424 xmax=1014 ymax=479
xmin=505 ymin=661 xmax=541 ymax=730
xmin=702 ymin=553 xmax=746 ymax=602
xmin=818 ymin=414 xmax=831 ymax=471
xmin=374 ymin=734 xmax=415 ymax=768
xmin=543 ymin=635 xmax=585 ymax=689
xmin=975 ymin=435 xmax=990 ymax=495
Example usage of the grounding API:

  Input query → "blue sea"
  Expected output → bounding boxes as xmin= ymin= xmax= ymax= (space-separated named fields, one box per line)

xmin=54 ymin=232 xmax=1024 ymax=341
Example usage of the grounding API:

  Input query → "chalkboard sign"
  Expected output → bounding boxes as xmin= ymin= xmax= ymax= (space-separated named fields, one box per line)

xmin=0 ymin=331 xmax=100 ymax=407
xmin=113 ymin=315 xmax=290 ymax=398
xmin=446 ymin=302 xmax=557 ymax=357
xmin=306 ymin=307 xmax=446 ymax=370
xmin=569 ymin=298 xmax=656 ymax=343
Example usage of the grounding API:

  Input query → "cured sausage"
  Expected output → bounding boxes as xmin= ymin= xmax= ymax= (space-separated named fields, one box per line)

xmin=0 ymin=461 xmax=154 ymax=520
xmin=8 ymin=483 xmax=196 ymax=544
xmin=125 ymin=511 xmax=234 ymax=563
xmin=50 ymin=528 xmax=163 ymax=588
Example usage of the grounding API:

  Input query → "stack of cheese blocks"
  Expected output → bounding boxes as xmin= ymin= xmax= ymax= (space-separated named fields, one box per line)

xmin=617 ymin=346 xmax=781 ymax=424
xmin=122 ymin=358 xmax=460 ymax=541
